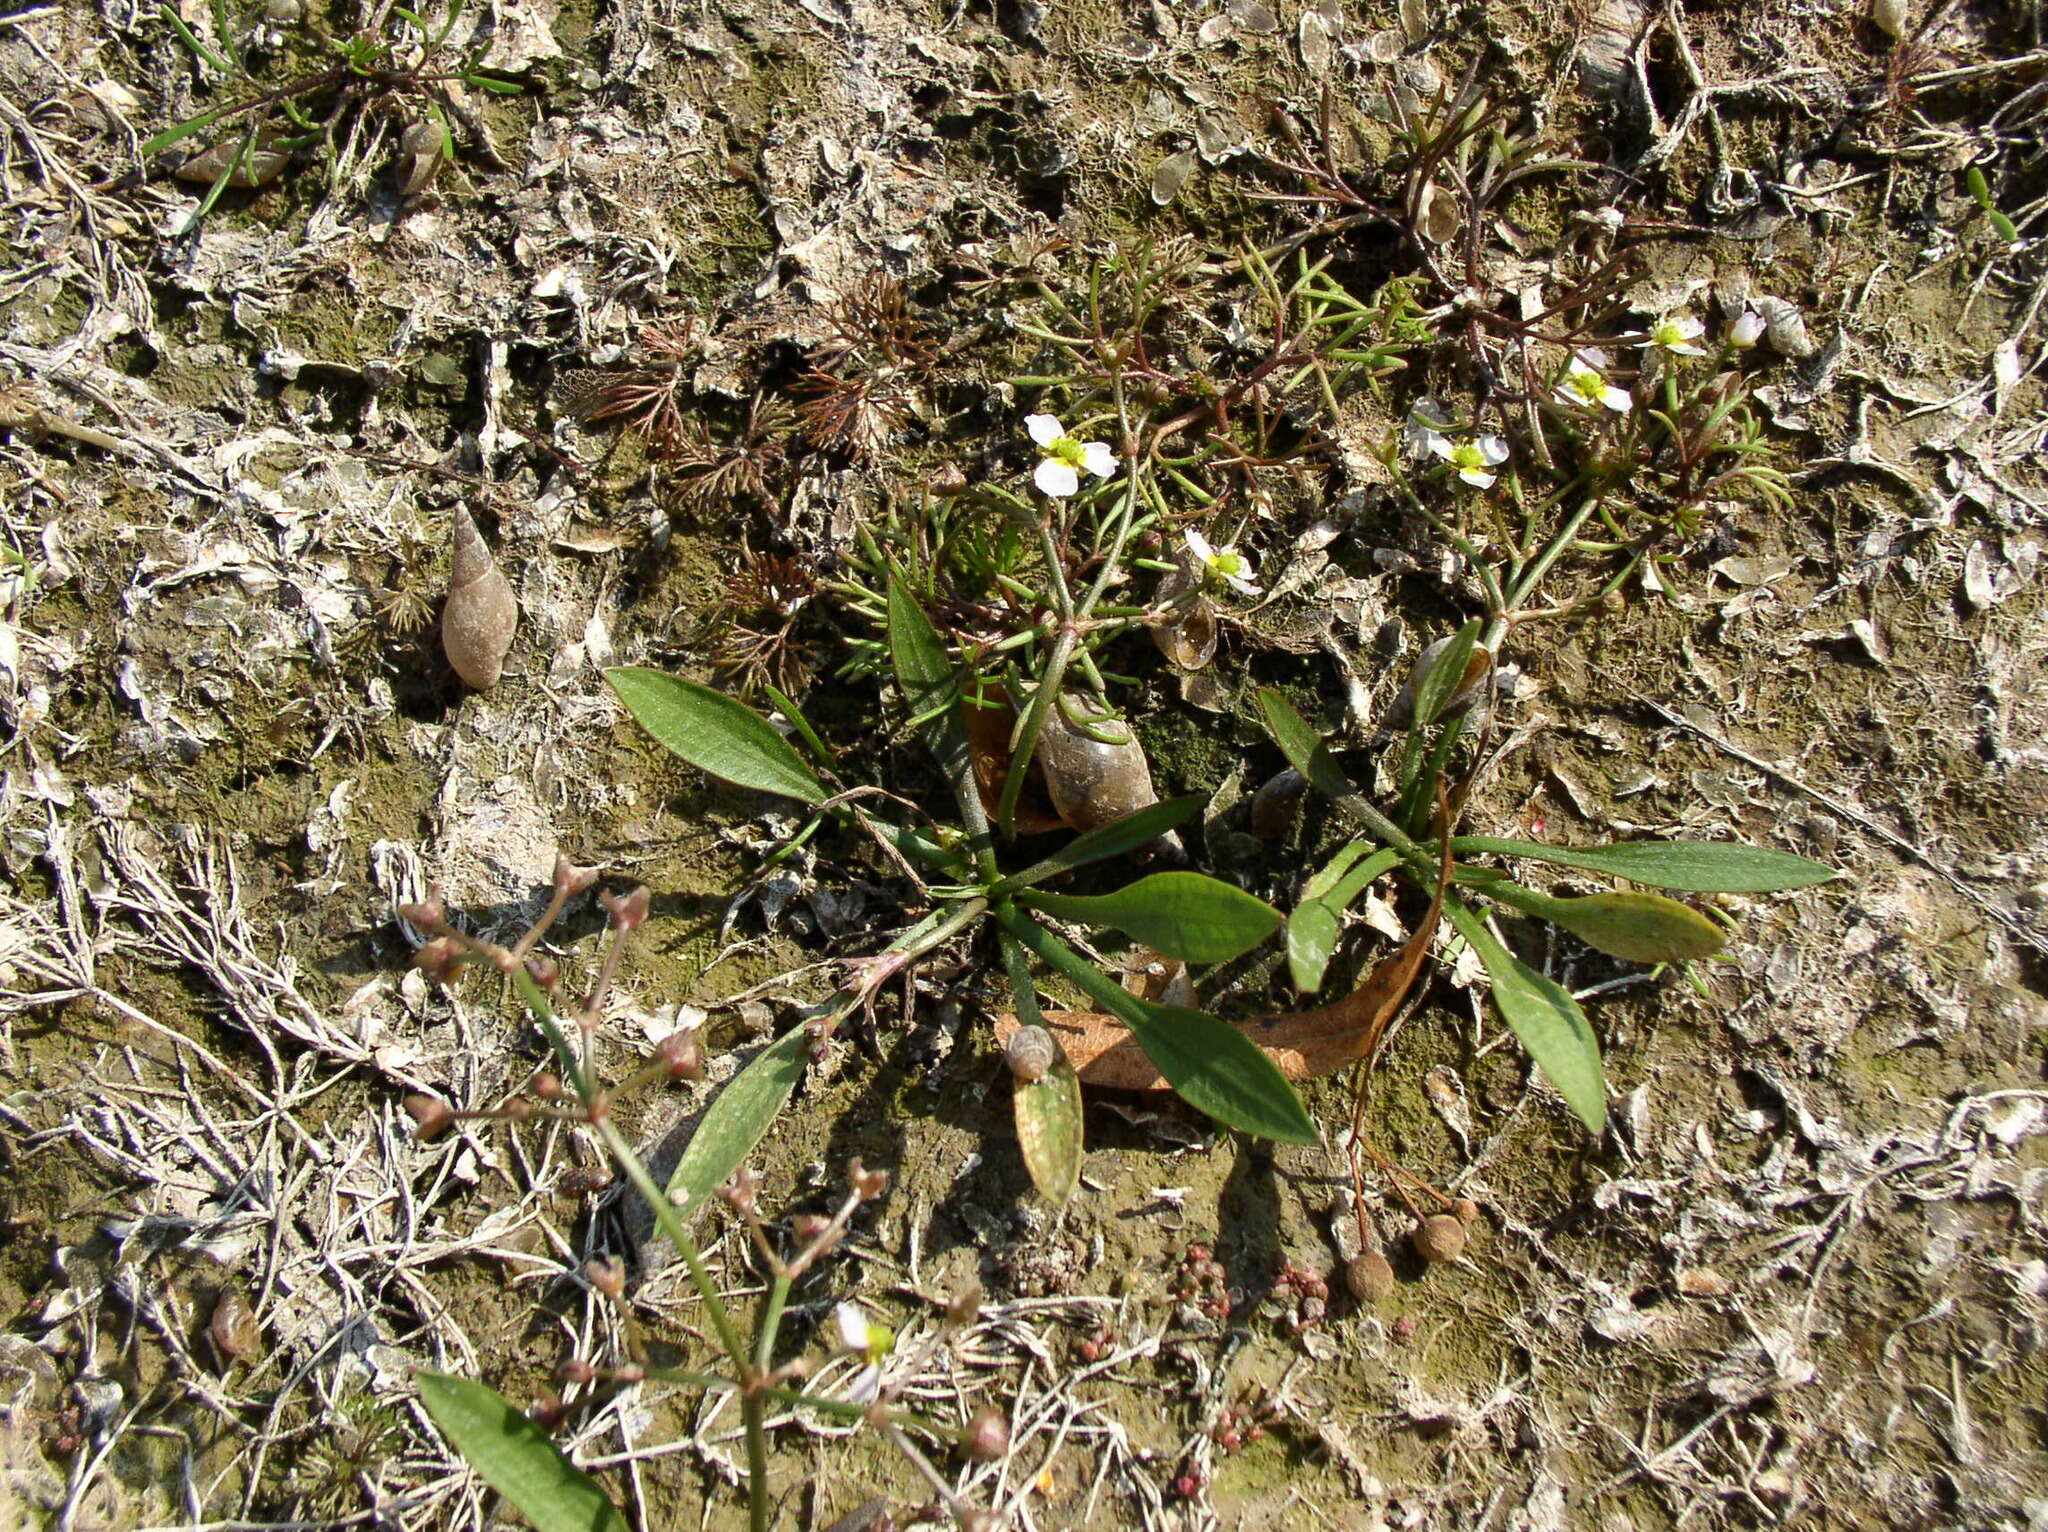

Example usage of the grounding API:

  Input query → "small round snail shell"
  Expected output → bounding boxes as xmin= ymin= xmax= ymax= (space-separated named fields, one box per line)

xmin=1037 ymin=701 xmax=1159 ymax=833
xmin=1004 ymin=1025 xmax=1058 ymax=1083
xmin=1247 ymin=767 xmax=1308 ymax=842
xmin=210 ymin=1288 xmax=261 ymax=1365
xmin=441 ymin=506 xmax=518 ymax=689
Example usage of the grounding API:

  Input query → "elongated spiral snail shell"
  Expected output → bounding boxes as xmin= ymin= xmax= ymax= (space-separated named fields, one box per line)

xmin=441 ymin=506 xmax=518 ymax=689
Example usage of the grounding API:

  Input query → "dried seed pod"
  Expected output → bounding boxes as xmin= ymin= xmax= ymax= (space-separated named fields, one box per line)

xmin=1345 ymin=1251 xmax=1396 ymax=1303
xmin=1004 ymin=1024 xmax=1058 ymax=1083
xmin=1412 ymin=1213 xmax=1468 ymax=1263
xmin=1247 ymin=767 xmax=1308 ymax=842
xmin=442 ymin=506 xmax=518 ymax=689
xmin=209 ymin=1289 xmax=261 ymax=1364
xmin=1869 ymin=0 xmax=1909 ymax=38
xmin=1450 ymin=1197 xmax=1481 ymax=1225
xmin=1037 ymin=701 xmax=1160 ymax=833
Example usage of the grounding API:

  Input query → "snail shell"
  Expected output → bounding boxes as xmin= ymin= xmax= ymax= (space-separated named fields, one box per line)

xmin=175 ymin=141 xmax=290 ymax=188
xmin=1247 ymin=767 xmax=1308 ymax=842
xmin=1384 ymin=633 xmax=1494 ymax=730
xmin=441 ymin=506 xmax=518 ymax=689
xmin=1004 ymin=1025 xmax=1058 ymax=1083
xmin=210 ymin=1288 xmax=261 ymax=1365
xmin=1037 ymin=701 xmax=1159 ymax=833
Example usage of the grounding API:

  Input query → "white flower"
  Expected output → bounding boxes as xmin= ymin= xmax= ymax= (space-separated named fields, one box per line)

xmin=1555 ymin=354 xmax=1632 ymax=414
xmin=1025 ymin=413 xmax=1117 ymax=497
xmin=1729 ymin=310 xmax=1765 ymax=350
xmin=1635 ymin=315 xmax=1707 ymax=357
xmin=833 ymin=1303 xmax=892 ymax=1405
xmin=1184 ymin=528 xmax=1260 ymax=596
xmin=1428 ymin=432 xmax=1511 ymax=488
xmin=1404 ymin=397 xmax=1456 ymax=459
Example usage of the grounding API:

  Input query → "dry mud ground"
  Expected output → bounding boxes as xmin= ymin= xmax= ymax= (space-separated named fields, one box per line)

xmin=2 ymin=0 xmax=2047 ymax=1526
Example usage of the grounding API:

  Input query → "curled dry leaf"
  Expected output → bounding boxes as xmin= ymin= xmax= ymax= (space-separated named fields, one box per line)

xmin=442 ymin=506 xmax=519 ymax=689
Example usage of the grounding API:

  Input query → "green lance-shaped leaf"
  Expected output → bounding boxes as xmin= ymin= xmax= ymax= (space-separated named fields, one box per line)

xmin=1010 ymin=1034 xmax=1084 ymax=1206
xmin=988 ymin=795 xmax=1205 ymax=896
xmin=1286 ymin=900 xmax=1343 ymax=995
xmin=1017 ymin=872 xmax=1281 ymax=965
xmin=666 ymin=1027 xmax=811 ymax=1213
xmin=1471 ymin=878 xmax=1726 ymax=965
xmin=1287 ymin=843 xmax=1404 ymax=993
xmin=1443 ymin=896 xmax=1605 ymax=1133
xmin=417 ymin=1373 xmax=628 ymax=1532
xmin=1449 ymin=836 xmax=1834 ymax=894
xmin=1409 ymin=618 xmax=1485 ymax=727
xmin=606 ymin=668 xmax=826 ymax=806
xmin=996 ymin=905 xmax=1316 ymax=1144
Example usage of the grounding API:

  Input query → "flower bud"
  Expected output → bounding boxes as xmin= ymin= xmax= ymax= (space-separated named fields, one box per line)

xmin=557 ymin=1358 xmax=596 ymax=1385
xmin=656 ymin=1029 xmax=704 ymax=1082
xmin=958 ymin=1405 xmax=1010 ymax=1462
xmin=946 ymin=1280 xmax=983 ymax=1326
xmin=1729 ymin=310 xmax=1764 ymax=349
xmin=503 ymin=1095 xmax=535 ymax=1123
xmin=412 ymin=935 xmax=466 ymax=984
xmin=531 ymin=1071 xmax=562 ymax=1100
xmin=849 ymin=1158 xmax=889 ymax=1200
xmin=553 ymin=857 xmax=600 ymax=897
xmin=720 ymin=1167 xmax=760 ymax=1216
xmin=403 ymin=1094 xmax=456 ymax=1141
xmin=585 ymin=1257 xmax=626 ymax=1298
xmin=600 ymin=885 xmax=651 ymax=931
xmin=396 ymin=899 xmax=446 ymax=932
xmin=526 ymin=956 xmax=560 ymax=992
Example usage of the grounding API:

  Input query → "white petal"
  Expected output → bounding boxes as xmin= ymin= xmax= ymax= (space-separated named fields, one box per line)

xmin=1034 ymin=458 xmax=1079 ymax=497
xmin=1024 ymin=413 xmax=1063 ymax=447
xmin=1477 ymin=435 xmax=1510 ymax=465
xmin=835 ymin=1304 xmax=871 ymax=1352
xmin=1080 ymin=441 xmax=1118 ymax=478
xmin=1183 ymin=528 xmax=1215 ymax=562
xmin=1226 ymin=574 xmax=1262 ymax=596
xmin=848 ymin=1363 xmax=882 ymax=1405
xmin=1671 ymin=341 xmax=1707 ymax=357
xmin=1600 ymin=386 xmax=1632 ymax=412
xmin=1424 ymin=431 xmax=1455 ymax=461
xmin=1552 ymin=386 xmax=1580 ymax=409
xmin=1458 ymin=468 xmax=1497 ymax=488
xmin=1675 ymin=318 xmax=1704 ymax=339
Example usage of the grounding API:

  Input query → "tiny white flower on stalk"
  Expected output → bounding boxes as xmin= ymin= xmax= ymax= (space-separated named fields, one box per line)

xmin=1636 ymin=315 xmax=1707 ymax=357
xmin=1404 ymin=397 xmax=1456 ymax=459
xmin=1555 ymin=354 xmax=1632 ymax=414
xmin=1729 ymin=310 xmax=1765 ymax=349
xmin=834 ymin=1302 xmax=892 ymax=1403
xmin=1430 ymin=432 xmax=1511 ymax=488
xmin=1184 ymin=528 xmax=1260 ymax=596
xmin=1025 ymin=413 xmax=1117 ymax=498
